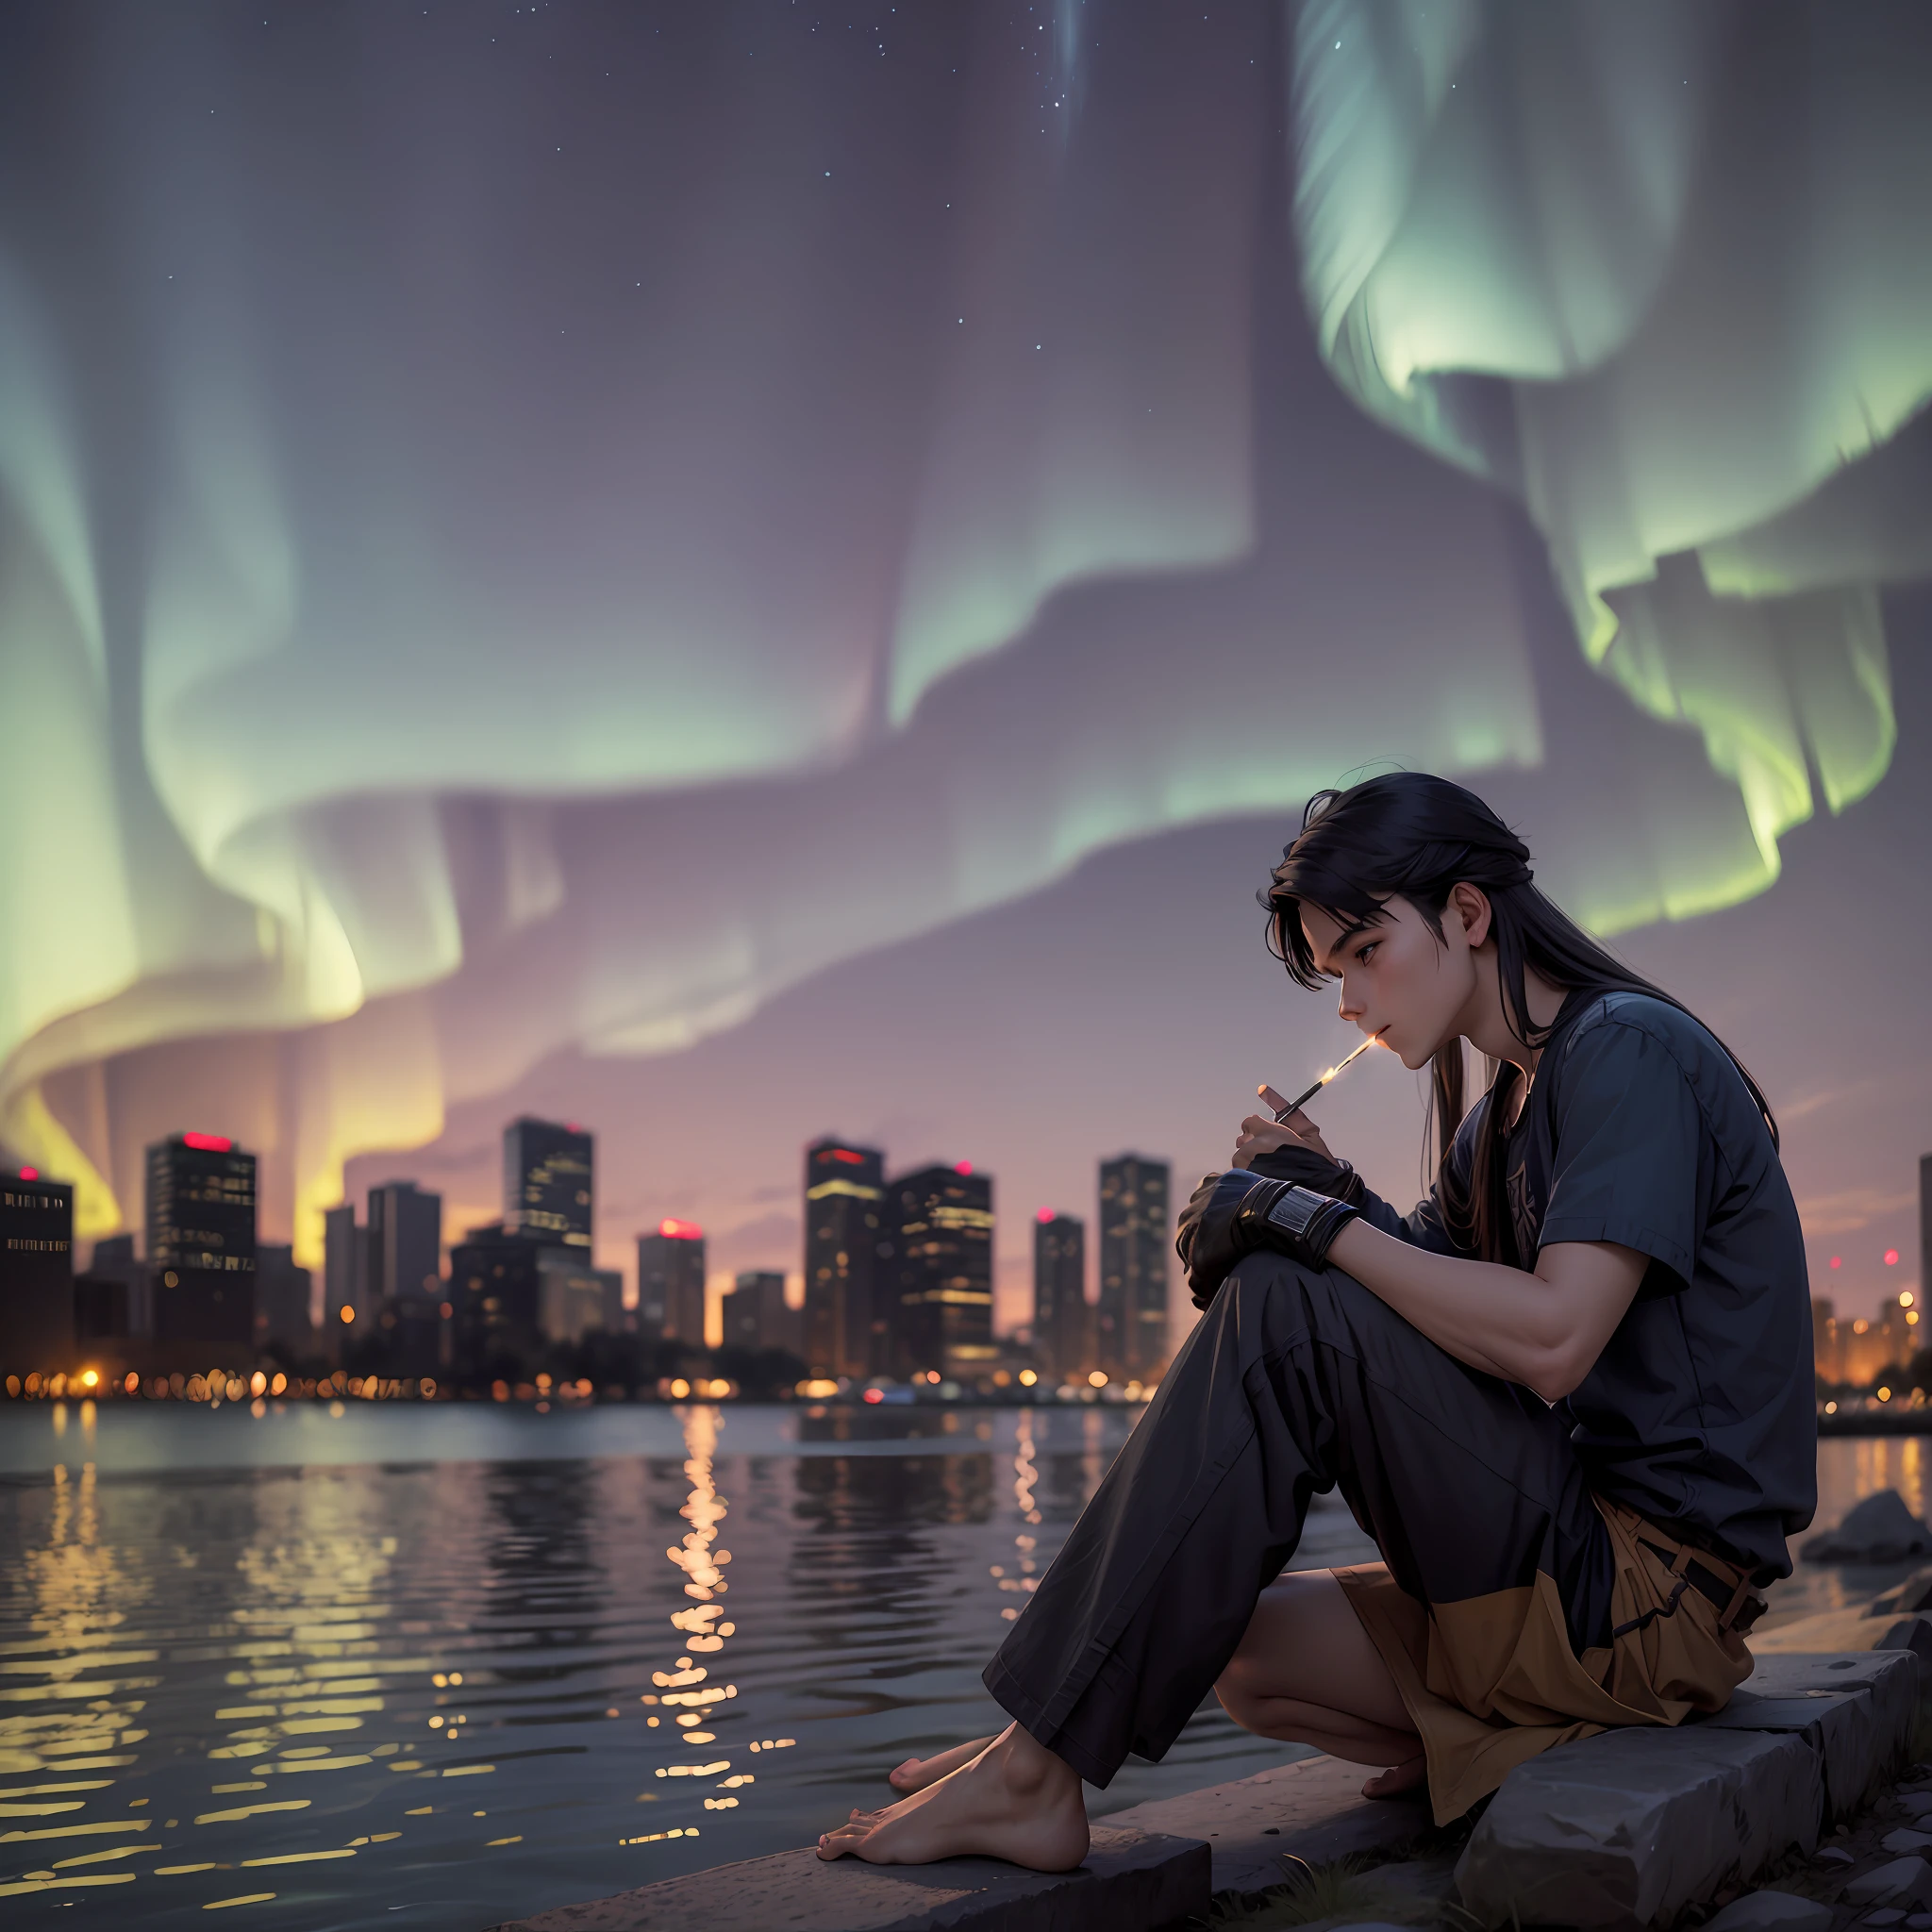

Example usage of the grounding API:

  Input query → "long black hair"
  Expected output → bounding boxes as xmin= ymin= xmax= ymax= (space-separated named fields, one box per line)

xmin=1259 ymin=773 xmax=1777 ymax=1262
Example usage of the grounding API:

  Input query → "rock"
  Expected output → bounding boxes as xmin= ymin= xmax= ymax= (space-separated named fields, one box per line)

xmin=1456 ymin=1726 xmax=1823 ymax=1929
xmin=1870 ymin=1569 xmax=1932 ymax=1617
xmin=1884 ymin=1828 xmax=1932 ymax=1854
xmin=1804 ymin=1491 xmax=1932 ymax=1565
xmin=1902 ymin=1793 xmax=1932 ymax=1819
xmin=1843 ymin=1858 xmax=1932 ymax=1907
xmin=1907 ymin=1915 xmax=1932 ymax=1928
xmin=1871 ymin=1912 xmax=1908 ymax=1927
xmin=480 ymin=1825 xmax=1210 ymax=1932
xmin=1817 ymin=1846 xmax=1857 ymax=1865
xmin=1700 ymin=1891 xmax=1833 ymax=1932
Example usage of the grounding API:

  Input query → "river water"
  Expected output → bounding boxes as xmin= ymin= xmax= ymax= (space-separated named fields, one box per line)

xmin=0 ymin=1401 xmax=1917 ymax=1928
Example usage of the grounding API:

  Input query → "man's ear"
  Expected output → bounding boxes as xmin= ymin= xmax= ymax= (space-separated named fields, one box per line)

xmin=1448 ymin=881 xmax=1493 ymax=949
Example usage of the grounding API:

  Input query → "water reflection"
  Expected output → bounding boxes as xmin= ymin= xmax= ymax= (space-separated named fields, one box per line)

xmin=0 ymin=1403 xmax=1371 ymax=1924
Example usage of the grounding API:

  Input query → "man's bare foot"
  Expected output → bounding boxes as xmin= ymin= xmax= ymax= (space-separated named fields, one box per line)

xmin=819 ymin=1723 xmax=1089 ymax=1870
xmin=1360 ymin=1754 xmax=1426 ymax=1799
xmin=888 ymin=1735 xmax=997 ymax=1793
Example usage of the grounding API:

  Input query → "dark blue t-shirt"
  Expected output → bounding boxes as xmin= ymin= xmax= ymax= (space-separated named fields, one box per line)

xmin=1358 ymin=991 xmax=1816 ymax=1581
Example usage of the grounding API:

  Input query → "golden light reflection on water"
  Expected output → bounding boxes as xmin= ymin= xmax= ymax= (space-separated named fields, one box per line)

xmin=627 ymin=1405 xmax=742 ymax=1848
xmin=994 ymin=1411 xmax=1042 ymax=1624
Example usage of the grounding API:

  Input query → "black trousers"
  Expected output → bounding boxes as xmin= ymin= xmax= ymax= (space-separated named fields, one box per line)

xmin=983 ymin=1252 xmax=1615 ymax=1787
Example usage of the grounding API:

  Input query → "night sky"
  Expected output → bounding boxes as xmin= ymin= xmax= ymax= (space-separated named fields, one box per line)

xmin=3 ymin=1 xmax=1929 ymax=1335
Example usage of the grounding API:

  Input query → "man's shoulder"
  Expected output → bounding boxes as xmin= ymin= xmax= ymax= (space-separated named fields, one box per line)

xmin=1557 ymin=991 xmax=1720 ymax=1074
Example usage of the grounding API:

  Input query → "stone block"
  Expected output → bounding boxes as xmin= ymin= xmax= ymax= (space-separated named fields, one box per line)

xmin=1701 ymin=1892 xmax=1833 ymax=1932
xmin=1455 ymin=1724 xmax=1822 ymax=1930
xmin=1884 ymin=1828 xmax=1932 ymax=1854
xmin=480 ymin=1825 xmax=1210 ymax=1932
xmin=1843 ymin=1857 xmax=1932 ymax=1907
xmin=1101 ymin=1750 xmax=1430 ymax=1899
xmin=1698 ymin=1651 xmax=1920 ymax=1814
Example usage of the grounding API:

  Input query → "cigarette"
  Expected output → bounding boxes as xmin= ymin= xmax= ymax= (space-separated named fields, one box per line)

xmin=1270 ymin=1032 xmax=1383 ymax=1122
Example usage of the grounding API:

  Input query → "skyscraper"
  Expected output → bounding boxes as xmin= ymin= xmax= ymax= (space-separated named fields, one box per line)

xmin=324 ymin=1203 xmax=372 ymax=1331
xmin=146 ymin=1133 xmax=257 ymax=1347
xmin=503 ymin=1118 xmax=593 ymax=1249
xmin=1098 ymin=1154 xmax=1171 ymax=1382
xmin=537 ymin=1250 xmax=624 ymax=1344
xmin=638 ymin=1220 xmax=706 ymax=1344
xmin=723 ymin=1271 xmax=801 ymax=1357
xmin=1032 ymin=1210 xmax=1089 ymax=1383
xmin=368 ymin=1180 xmax=442 ymax=1304
xmin=85 ymin=1234 xmax=149 ymax=1336
xmin=1 ymin=1171 xmax=74 ymax=1368
xmin=256 ymin=1245 xmax=316 ymax=1350
xmin=449 ymin=1224 xmax=544 ymax=1373
xmin=802 ymin=1139 xmax=885 ymax=1378
xmin=888 ymin=1164 xmax=994 ymax=1380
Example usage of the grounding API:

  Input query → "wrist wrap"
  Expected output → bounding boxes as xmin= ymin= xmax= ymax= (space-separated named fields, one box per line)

xmin=1230 ymin=1179 xmax=1360 ymax=1270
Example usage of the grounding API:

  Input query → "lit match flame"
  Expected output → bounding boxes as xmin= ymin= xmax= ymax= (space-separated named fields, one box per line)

xmin=1267 ymin=1031 xmax=1386 ymax=1122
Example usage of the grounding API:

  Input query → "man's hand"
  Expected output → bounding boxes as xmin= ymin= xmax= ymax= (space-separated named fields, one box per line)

xmin=1232 ymin=1086 xmax=1335 ymax=1169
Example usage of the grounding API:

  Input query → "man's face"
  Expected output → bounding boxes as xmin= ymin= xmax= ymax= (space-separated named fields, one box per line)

xmin=1299 ymin=891 xmax=1480 ymax=1070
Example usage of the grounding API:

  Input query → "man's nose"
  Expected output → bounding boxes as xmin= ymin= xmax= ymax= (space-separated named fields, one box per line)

xmin=1337 ymin=979 xmax=1364 ymax=1023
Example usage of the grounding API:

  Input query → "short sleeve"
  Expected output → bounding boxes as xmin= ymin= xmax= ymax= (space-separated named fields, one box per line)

xmin=1535 ymin=1019 xmax=1705 ymax=1291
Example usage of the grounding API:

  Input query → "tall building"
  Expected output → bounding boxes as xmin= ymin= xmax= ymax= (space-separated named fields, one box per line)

xmin=1922 ymin=1152 xmax=1932 ymax=1318
xmin=257 ymin=1245 xmax=315 ymax=1351
xmin=1 ymin=1172 xmax=74 ymax=1368
xmin=888 ymin=1164 xmax=995 ymax=1380
xmin=537 ymin=1250 xmax=624 ymax=1344
xmin=503 ymin=1118 xmax=593 ymax=1249
xmin=87 ymin=1234 xmax=150 ymax=1336
xmin=723 ymin=1271 xmax=801 ymax=1357
xmin=449 ymin=1224 xmax=544 ymax=1372
xmin=146 ymin=1134 xmax=257 ymax=1347
xmin=324 ymin=1204 xmax=373 ymax=1330
xmin=638 ymin=1221 xmax=706 ymax=1344
xmin=1811 ymin=1295 xmax=1841 ymax=1384
xmin=802 ymin=1140 xmax=885 ymax=1378
xmin=1098 ymin=1154 xmax=1171 ymax=1382
xmin=1032 ymin=1210 xmax=1089 ymax=1383
xmin=368 ymin=1180 xmax=442 ymax=1305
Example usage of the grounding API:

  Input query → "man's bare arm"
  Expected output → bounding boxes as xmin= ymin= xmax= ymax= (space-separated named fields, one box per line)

xmin=1324 ymin=1220 xmax=1646 ymax=1402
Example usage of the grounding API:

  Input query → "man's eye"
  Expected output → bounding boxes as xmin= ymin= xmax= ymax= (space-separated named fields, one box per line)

xmin=1356 ymin=942 xmax=1377 ymax=963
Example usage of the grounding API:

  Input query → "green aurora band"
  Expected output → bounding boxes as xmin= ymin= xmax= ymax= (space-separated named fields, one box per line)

xmin=1 ymin=0 xmax=1927 ymax=1256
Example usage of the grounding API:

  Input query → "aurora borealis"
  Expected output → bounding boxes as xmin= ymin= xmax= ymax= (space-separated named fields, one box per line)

xmin=3 ymin=2 xmax=1929 ymax=1309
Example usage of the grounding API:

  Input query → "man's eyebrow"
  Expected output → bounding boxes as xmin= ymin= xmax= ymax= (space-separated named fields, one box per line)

xmin=1314 ymin=918 xmax=1375 ymax=975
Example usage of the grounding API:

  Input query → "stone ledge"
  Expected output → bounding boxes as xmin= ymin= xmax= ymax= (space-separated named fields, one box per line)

xmin=479 ymin=1824 xmax=1209 ymax=1932
xmin=1100 ymin=1749 xmax=1431 ymax=1898
xmin=1455 ymin=1652 xmax=1924 ymax=1930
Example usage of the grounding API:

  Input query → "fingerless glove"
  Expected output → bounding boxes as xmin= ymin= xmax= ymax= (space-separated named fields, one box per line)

xmin=1228 ymin=1178 xmax=1361 ymax=1270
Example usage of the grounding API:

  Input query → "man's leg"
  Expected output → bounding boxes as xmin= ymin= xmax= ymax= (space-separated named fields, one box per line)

xmin=820 ymin=1251 xmax=1609 ymax=1866
xmin=1215 ymin=1568 xmax=1424 ymax=1796
xmin=889 ymin=1570 xmax=1418 ymax=1800
xmin=983 ymin=1250 xmax=1610 ymax=1789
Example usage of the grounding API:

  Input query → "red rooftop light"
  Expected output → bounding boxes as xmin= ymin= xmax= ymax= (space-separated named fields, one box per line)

xmin=19 ymin=1167 xmax=38 ymax=1181
xmin=182 ymin=1132 xmax=233 ymax=1153
xmin=1886 ymin=1249 xmax=1901 ymax=1266
xmin=955 ymin=1161 xmax=973 ymax=1176
xmin=826 ymin=1148 xmax=864 ymax=1164
xmin=658 ymin=1217 xmax=703 ymax=1241
xmin=1829 ymin=1256 xmax=1842 ymax=1269
xmin=1036 ymin=1208 xmax=1055 ymax=1224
